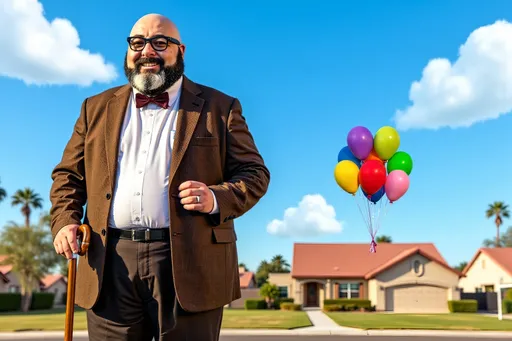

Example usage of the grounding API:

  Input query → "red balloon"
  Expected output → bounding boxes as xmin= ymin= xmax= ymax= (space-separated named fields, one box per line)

xmin=359 ymin=160 xmax=387 ymax=195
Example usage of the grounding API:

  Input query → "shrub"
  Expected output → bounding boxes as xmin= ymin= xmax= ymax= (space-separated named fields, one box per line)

xmin=30 ymin=292 xmax=55 ymax=310
xmin=448 ymin=299 xmax=477 ymax=313
xmin=0 ymin=293 xmax=22 ymax=312
xmin=244 ymin=299 xmax=266 ymax=309
xmin=323 ymin=299 xmax=372 ymax=311
xmin=274 ymin=297 xmax=293 ymax=309
xmin=280 ymin=302 xmax=301 ymax=311
xmin=503 ymin=299 xmax=512 ymax=314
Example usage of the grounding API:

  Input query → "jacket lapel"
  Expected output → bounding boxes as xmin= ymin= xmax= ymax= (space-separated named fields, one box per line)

xmin=104 ymin=84 xmax=131 ymax=191
xmin=169 ymin=76 xmax=204 ymax=185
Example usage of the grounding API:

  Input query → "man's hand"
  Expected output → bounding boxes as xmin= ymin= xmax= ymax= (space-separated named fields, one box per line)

xmin=178 ymin=180 xmax=214 ymax=213
xmin=53 ymin=224 xmax=80 ymax=259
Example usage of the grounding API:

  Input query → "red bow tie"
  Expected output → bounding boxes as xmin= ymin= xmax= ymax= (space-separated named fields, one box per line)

xmin=135 ymin=92 xmax=169 ymax=109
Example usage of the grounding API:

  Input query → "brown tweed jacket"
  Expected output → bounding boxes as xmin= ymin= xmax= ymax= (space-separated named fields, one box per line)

xmin=49 ymin=76 xmax=270 ymax=312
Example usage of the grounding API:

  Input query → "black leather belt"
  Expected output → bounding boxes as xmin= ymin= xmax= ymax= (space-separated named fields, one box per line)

xmin=108 ymin=227 xmax=169 ymax=242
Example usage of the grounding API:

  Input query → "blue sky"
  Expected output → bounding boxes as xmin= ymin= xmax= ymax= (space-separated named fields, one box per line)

xmin=1 ymin=0 xmax=512 ymax=273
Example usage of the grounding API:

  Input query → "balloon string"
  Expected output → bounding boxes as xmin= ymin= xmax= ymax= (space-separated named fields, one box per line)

xmin=373 ymin=198 xmax=388 ymax=238
xmin=354 ymin=193 xmax=370 ymax=230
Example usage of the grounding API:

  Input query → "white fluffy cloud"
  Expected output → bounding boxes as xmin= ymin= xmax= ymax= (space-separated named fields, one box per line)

xmin=394 ymin=20 xmax=512 ymax=130
xmin=0 ymin=0 xmax=117 ymax=86
xmin=266 ymin=194 xmax=343 ymax=237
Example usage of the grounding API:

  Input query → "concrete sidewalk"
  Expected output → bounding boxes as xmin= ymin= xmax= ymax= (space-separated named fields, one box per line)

xmin=2 ymin=329 xmax=512 ymax=339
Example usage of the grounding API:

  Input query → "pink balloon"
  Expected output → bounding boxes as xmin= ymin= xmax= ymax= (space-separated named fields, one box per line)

xmin=385 ymin=170 xmax=410 ymax=202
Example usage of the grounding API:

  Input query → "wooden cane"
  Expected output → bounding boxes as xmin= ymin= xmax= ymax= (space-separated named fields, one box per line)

xmin=64 ymin=224 xmax=91 ymax=341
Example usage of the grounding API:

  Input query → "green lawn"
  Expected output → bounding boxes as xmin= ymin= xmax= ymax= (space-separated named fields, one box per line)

xmin=325 ymin=312 xmax=512 ymax=331
xmin=0 ymin=308 xmax=312 ymax=331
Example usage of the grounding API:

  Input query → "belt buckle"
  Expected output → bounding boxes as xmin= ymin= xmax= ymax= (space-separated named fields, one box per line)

xmin=145 ymin=229 xmax=150 ymax=242
xmin=131 ymin=229 xmax=137 ymax=241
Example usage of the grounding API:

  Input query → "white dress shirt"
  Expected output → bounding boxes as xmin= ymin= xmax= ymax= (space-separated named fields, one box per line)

xmin=107 ymin=76 xmax=218 ymax=229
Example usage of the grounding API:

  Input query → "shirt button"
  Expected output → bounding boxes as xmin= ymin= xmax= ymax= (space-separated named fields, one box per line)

xmin=135 ymin=192 xmax=140 ymax=196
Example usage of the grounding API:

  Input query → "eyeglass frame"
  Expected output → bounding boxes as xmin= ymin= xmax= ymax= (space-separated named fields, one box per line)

xmin=126 ymin=35 xmax=182 ymax=52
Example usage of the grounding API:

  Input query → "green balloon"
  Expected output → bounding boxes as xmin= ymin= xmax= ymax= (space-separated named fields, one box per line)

xmin=387 ymin=151 xmax=413 ymax=175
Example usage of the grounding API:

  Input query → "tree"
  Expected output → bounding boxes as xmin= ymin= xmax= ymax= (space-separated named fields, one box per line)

xmin=0 ymin=178 xmax=6 ymax=203
xmin=11 ymin=188 xmax=43 ymax=228
xmin=238 ymin=262 xmax=249 ymax=271
xmin=486 ymin=201 xmax=510 ymax=248
xmin=39 ymin=212 xmax=68 ymax=277
xmin=269 ymin=255 xmax=290 ymax=273
xmin=259 ymin=282 xmax=279 ymax=309
xmin=0 ymin=222 xmax=58 ymax=312
xmin=483 ymin=226 xmax=512 ymax=248
xmin=453 ymin=261 xmax=468 ymax=272
xmin=255 ymin=255 xmax=291 ymax=287
xmin=375 ymin=235 xmax=392 ymax=243
xmin=255 ymin=260 xmax=271 ymax=287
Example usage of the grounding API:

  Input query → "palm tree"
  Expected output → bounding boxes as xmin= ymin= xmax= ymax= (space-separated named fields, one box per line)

xmin=0 ymin=178 xmax=6 ymax=203
xmin=486 ymin=201 xmax=510 ymax=248
xmin=376 ymin=235 xmax=392 ymax=243
xmin=11 ymin=188 xmax=43 ymax=228
xmin=270 ymin=255 xmax=290 ymax=273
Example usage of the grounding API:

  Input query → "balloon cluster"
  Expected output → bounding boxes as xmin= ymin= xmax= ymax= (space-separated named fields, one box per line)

xmin=333 ymin=125 xmax=413 ymax=252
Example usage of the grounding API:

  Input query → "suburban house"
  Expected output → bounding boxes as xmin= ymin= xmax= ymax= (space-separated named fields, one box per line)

xmin=0 ymin=255 xmax=68 ymax=307
xmin=40 ymin=274 xmax=67 ymax=306
xmin=239 ymin=266 xmax=257 ymax=289
xmin=458 ymin=247 xmax=512 ymax=293
xmin=268 ymin=242 xmax=461 ymax=313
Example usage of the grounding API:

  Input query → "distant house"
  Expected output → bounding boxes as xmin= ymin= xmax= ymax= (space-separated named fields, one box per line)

xmin=0 ymin=255 xmax=67 ymax=307
xmin=0 ymin=255 xmax=21 ymax=293
xmin=268 ymin=242 xmax=461 ymax=313
xmin=458 ymin=247 xmax=512 ymax=293
xmin=239 ymin=266 xmax=256 ymax=289
xmin=40 ymin=274 xmax=67 ymax=306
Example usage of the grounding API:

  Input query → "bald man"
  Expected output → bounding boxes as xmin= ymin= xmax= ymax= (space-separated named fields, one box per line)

xmin=49 ymin=13 xmax=270 ymax=341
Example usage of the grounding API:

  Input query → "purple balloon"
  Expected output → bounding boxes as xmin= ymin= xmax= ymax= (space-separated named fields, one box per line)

xmin=347 ymin=126 xmax=374 ymax=160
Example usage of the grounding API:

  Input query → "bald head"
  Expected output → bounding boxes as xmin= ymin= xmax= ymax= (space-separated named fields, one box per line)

xmin=129 ymin=14 xmax=181 ymax=42
xmin=124 ymin=13 xmax=185 ymax=96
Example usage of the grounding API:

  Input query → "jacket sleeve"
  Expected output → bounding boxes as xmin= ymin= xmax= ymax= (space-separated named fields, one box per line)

xmin=49 ymin=99 xmax=88 ymax=240
xmin=208 ymin=98 xmax=270 ymax=225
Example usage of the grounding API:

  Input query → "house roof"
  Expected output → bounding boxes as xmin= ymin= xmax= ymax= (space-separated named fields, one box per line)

xmin=0 ymin=255 xmax=13 ymax=275
xmin=40 ymin=274 xmax=67 ymax=289
xmin=462 ymin=247 xmax=512 ymax=277
xmin=238 ymin=266 xmax=255 ymax=288
xmin=0 ymin=272 xmax=8 ymax=283
xmin=291 ymin=242 xmax=461 ymax=279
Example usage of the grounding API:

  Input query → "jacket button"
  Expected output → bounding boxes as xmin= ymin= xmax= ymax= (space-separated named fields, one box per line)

xmin=101 ymin=229 xmax=106 ymax=236
xmin=106 ymin=193 xmax=111 ymax=200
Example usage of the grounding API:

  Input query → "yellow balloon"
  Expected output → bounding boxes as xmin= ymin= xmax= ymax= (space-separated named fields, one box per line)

xmin=374 ymin=126 xmax=400 ymax=160
xmin=334 ymin=160 xmax=359 ymax=194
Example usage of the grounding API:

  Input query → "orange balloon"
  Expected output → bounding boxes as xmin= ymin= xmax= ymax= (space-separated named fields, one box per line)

xmin=365 ymin=148 xmax=384 ymax=164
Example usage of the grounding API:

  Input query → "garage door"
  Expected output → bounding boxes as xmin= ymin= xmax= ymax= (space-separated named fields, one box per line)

xmin=385 ymin=284 xmax=448 ymax=313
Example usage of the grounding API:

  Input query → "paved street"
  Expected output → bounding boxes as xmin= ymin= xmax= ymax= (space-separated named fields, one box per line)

xmin=1 ymin=336 xmax=509 ymax=341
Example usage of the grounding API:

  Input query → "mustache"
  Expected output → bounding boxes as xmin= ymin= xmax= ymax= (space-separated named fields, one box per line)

xmin=134 ymin=57 xmax=164 ymax=69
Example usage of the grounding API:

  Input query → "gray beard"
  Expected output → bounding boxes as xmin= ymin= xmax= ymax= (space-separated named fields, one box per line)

xmin=123 ymin=50 xmax=184 ymax=97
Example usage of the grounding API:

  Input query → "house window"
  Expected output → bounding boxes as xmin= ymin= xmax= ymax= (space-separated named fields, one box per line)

xmin=277 ymin=286 xmax=288 ymax=298
xmin=475 ymin=287 xmax=483 ymax=293
xmin=339 ymin=283 xmax=359 ymax=298
xmin=413 ymin=260 xmax=421 ymax=273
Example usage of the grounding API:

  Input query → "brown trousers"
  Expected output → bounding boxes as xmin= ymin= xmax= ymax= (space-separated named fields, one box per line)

xmin=86 ymin=230 xmax=224 ymax=341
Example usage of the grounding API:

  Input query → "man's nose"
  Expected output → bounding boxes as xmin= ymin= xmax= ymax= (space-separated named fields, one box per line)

xmin=141 ymin=41 xmax=157 ymax=57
